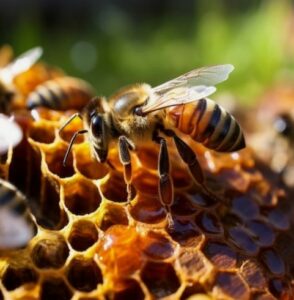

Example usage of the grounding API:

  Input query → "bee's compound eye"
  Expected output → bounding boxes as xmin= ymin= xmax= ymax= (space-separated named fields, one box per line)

xmin=91 ymin=115 xmax=104 ymax=136
xmin=133 ymin=106 xmax=144 ymax=116
xmin=274 ymin=114 xmax=292 ymax=137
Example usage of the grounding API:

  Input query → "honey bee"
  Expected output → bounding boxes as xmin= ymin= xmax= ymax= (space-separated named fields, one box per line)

xmin=27 ymin=76 xmax=95 ymax=111
xmin=60 ymin=65 xmax=245 ymax=223
xmin=0 ymin=47 xmax=43 ymax=114
xmin=0 ymin=179 xmax=36 ymax=250
xmin=250 ymin=112 xmax=294 ymax=187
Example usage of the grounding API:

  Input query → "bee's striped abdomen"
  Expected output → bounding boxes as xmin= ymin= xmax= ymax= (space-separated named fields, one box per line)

xmin=27 ymin=77 xmax=94 ymax=111
xmin=0 ymin=179 xmax=36 ymax=250
xmin=166 ymin=98 xmax=245 ymax=152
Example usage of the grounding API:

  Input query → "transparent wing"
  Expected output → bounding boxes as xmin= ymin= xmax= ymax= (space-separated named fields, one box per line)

xmin=153 ymin=64 xmax=234 ymax=94
xmin=141 ymin=85 xmax=216 ymax=114
xmin=0 ymin=207 xmax=34 ymax=249
xmin=0 ymin=46 xmax=43 ymax=84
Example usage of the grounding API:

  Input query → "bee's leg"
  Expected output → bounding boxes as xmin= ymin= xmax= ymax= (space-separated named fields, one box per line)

xmin=63 ymin=129 xmax=88 ymax=166
xmin=172 ymin=134 xmax=221 ymax=201
xmin=153 ymin=132 xmax=174 ymax=226
xmin=118 ymin=136 xmax=135 ymax=205
xmin=59 ymin=113 xmax=83 ymax=134
xmin=172 ymin=135 xmax=204 ymax=184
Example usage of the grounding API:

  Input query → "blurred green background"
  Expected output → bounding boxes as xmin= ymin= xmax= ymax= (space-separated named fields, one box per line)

xmin=1 ymin=0 xmax=294 ymax=104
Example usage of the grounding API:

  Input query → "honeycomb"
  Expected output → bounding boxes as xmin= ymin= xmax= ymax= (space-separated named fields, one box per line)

xmin=0 ymin=60 xmax=294 ymax=299
xmin=0 ymin=104 xmax=293 ymax=300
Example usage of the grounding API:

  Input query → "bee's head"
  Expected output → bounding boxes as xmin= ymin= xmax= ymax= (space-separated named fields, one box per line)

xmin=110 ymin=84 xmax=150 ymax=120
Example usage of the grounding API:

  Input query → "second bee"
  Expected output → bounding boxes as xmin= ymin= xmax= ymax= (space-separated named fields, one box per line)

xmin=27 ymin=76 xmax=94 ymax=111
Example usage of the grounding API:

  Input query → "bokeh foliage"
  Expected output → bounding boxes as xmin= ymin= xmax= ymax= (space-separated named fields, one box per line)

xmin=1 ymin=0 xmax=293 ymax=104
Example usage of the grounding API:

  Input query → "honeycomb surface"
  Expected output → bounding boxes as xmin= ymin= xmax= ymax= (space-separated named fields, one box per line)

xmin=0 ymin=64 xmax=294 ymax=300
xmin=0 ymin=106 xmax=293 ymax=300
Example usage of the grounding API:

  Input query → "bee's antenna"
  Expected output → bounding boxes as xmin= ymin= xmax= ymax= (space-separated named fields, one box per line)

xmin=63 ymin=129 xmax=88 ymax=167
xmin=59 ymin=113 xmax=83 ymax=134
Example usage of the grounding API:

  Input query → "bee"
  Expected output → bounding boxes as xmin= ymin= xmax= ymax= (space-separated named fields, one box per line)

xmin=250 ymin=112 xmax=294 ymax=187
xmin=0 ymin=47 xmax=43 ymax=114
xmin=273 ymin=113 xmax=294 ymax=140
xmin=26 ymin=76 xmax=95 ymax=111
xmin=0 ymin=178 xmax=36 ymax=250
xmin=60 ymin=65 xmax=245 ymax=223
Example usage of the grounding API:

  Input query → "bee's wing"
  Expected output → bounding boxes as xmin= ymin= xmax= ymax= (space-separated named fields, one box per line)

xmin=0 ymin=115 xmax=23 ymax=155
xmin=141 ymin=85 xmax=216 ymax=114
xmin=0 ymin=207 xmax=34 ymax=249
xmin=153 ymin=64 xmax=234 ymax=93
xmin=0 ymin=46 xmax=43 ymax=85
xmin=141 ymin=64 xmax=234 ymax=114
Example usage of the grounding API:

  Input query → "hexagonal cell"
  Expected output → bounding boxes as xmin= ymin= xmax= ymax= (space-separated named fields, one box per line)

xmin=251 ymin=186 xmax=278 ymax=208
xmin=74 ymin=144 xmax=109 ymax=179
xmin=44 ymin=144 xmax=75 ymax=178
xmin=68 ymin=220 xmax=98 ymax=251
xmin=40 ymin=277 xmax=72 ymax=300
xmin=260 ymin=249 xmax=285 ymax=277
xmin=213 ymin=272 xmax=250 ymax=300
xmin=141 ymin=231 xmax=175 ymax=260
xmin=129 ymin=193 xmax=165 ymax=224
xmin=96 ymin=202 xmax=128 ymax=231
xmin=27 ymin=145 xmax=42 ymax=201
xmin=221 ymin=212 xmax=242 ymax=228
xmin=180 ymin=284 xmax=206 ymax=300
xmin=267 ymin=208 xmax=290 ymax=231
xmin=8 ymin=126 xmax=32 ymax=191
xmin=100 ymin=171 xmax=135 ymax=203
xmin=2 ymin=266 xmax=38 ymax=291
xmin=188 ymin=190 xmax=217 ymax=208
xmin=63 ymin=178 xmax=101 ymax=215
xmin=195 ymin=212 xmax=223 ymax=235
xmin=178 ymin=249 xmax=212 ymax=282
xmin=67 ymin=256 xmax=102 ymax=292
xmin=232 ymin=195 xmax=260 ymax=220
xmin=171 ymin=193 xmax=198 ymax=216
xmin=275 ymin=232 xmax=294 ymax=276
xmin=136 ymin=146 xmax=159 ymax=170
xmin=269 ymin=278 xmax=291 ymax=299
xmin=31 ymin=235 xmax=69 ymax=269
xmin=132 ymin=170 xmax=158 ymax=196
xmin=34 ymin=177 xmax=68 ymax=230
xmin=28 ymin=122 xmax=56 ymax=144
xmin=203 ymin=241 xmax=237 ymax=269
xmin=58 ymin=115 xmax=84 ymax=144
xmin=107 ymin=279 xmax=145 ymax=300
xmin=166 ymin=217 xmax=202 ymax=247
xmin=141 ymin=262 xmax=180 ymax=298
xmin=240 ymin=260 xmax=266 ymax=290
xmin=228 ymin=226 xmax=259 ymax=256
xmin=96 ymin=225 xmax=144 ymax=277
xmin=246 ymin=220 xmax=275 ymax=247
